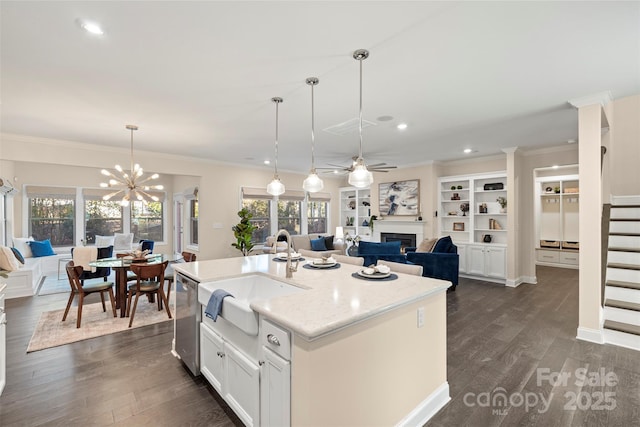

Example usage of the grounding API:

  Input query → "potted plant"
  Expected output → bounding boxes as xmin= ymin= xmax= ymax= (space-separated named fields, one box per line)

xmin=231 ymin=207 xmax=256 ymax=256
xmin=497 ymin=196 xmax=507 ymax=213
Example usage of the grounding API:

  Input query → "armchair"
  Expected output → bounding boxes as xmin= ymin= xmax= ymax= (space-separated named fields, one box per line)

xmin=405 ymin=236 xmax=459 ymax=291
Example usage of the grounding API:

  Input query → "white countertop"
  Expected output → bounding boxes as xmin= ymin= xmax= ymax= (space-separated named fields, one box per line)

xmin=174 ymin=254 xmax=450 ymax=340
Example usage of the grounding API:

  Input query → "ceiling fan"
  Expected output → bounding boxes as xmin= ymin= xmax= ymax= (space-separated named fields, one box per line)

xmin=317 ymin=156 xmax=397 ymax=175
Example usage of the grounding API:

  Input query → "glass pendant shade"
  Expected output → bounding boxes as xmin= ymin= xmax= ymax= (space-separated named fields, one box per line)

xmin=267 ymin=177 xmax=285 ymax=196
xmin=303 ymin=77 xmax=324 ymax=193
xmin=302 ymin=171 xmax=324 ymax=192
xmin=348 ymin=157 xmax=374 ymax=188
xmin=348 ymin=49 xmax=373 ymax=189
xmin=267 ymin=97 xmax=285 ymax=196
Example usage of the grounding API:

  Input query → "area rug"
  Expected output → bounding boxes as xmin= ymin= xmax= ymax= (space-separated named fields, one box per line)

xmin=27 ymin=301 xmax=173 ymax=352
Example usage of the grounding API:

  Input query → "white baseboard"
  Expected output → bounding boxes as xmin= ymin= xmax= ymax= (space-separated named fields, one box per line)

xmin=603 ymin=329 xmax=640 ymax=352
xmin=576 ymin=326 xmax=605 ymax=344
xmin=396 ymin=381 xmax=450 ymax=427
xmin=505 ymin=275 xmax=537 ymax=287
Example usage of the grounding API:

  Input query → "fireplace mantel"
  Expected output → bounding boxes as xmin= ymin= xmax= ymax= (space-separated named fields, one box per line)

xmin=372 ymin=220 xmax=428 ymax=244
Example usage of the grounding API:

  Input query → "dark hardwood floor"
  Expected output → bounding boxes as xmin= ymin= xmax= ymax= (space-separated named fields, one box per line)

xmin=1 ymin=266 xmax=638 ymax=426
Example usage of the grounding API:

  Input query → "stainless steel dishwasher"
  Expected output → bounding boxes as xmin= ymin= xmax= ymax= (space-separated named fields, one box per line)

xmin=175 ymin=272 xmax=201 ymax=376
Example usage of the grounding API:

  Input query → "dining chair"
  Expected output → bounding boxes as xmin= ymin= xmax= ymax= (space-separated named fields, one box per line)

xmin=163 ymin=252 xmax=197 ymax=309
xmin=332 ymin=254 xmax=365 ymax=266
xmin=116 ymin=253 xmax=138 ymax=282
xmin=71 ymin=245 xmax=113 ymax=285
xmin=376 ymin=259 xmax=423 ymax=276
xmin=127 ymin=261 xmax=171 ymax=327
xmin=63 ymin=261 xmax=117 ymax=328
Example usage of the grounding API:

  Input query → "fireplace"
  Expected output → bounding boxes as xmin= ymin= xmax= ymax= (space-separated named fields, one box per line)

xmin=380 ymin=232 xmax=417 ymax=253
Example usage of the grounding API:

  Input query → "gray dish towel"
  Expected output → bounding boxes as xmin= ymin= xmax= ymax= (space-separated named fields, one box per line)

xmin=205 ymin=289 xmax=234 ymax=321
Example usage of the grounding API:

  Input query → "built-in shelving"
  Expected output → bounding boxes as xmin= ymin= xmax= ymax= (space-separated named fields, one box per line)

xmin=534 ymin=165 xmax=579 ymax=269
xmin=438 ymin=172 xmax=508 ymax=282
xmin=339 ymin=186 xmax=372 ymax=241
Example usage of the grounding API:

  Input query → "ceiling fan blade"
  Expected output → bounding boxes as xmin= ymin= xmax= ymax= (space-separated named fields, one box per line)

xmin=370 ymin=165 xmax=397 ymax=170
xmin=366 ymin=163 xmax=387 ymax=168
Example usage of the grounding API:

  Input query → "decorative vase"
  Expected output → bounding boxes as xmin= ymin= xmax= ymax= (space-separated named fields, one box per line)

xmin=500 ymin=207 xmax=506 ymax=213
xmin=347 ymin=245 xmax=359 ymax=256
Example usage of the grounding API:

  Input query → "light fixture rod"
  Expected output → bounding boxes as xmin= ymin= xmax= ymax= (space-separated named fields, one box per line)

xmin=272 ymin=97 xmax=283 ymax=176
xmin=306 ymin=77 xmax=319 ymax=170
xmin=126 ymin=124 xmax=138 ymax=176
xmin=354 ymin=49 xmax=369 ymax=160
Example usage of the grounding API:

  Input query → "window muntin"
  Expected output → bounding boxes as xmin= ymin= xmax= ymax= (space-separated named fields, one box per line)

xmin=277 ymin=199 xmax=301 ymax=235
xmin=131 ymin=201 xmax=163 ymax=242
xmin=242 ymin=199 xmax=271 ymax=243
xmin=189 ymin=199 xmax=199 ymax=245
xmin=28 ymin=196 xmax=75 ymax=246
xmin=84 ymin=200 xmax=123 ymax=244
xmin=307 ymin=201 xmax=327 ymax=234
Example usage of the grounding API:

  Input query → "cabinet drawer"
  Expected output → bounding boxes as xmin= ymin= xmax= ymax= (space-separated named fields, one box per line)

xmin=560 ymin=251 xmax=579 ymax=265
xmin=262 ymin=319 xmax=291 ymax=360
xmin=537 ymin=250 xmax=560 ymax=263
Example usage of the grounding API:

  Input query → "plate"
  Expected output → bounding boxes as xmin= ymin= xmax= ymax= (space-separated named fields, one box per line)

xmin=276 ymin=252 xmax=302 ymax=260
xmin=357 ymin=270 xmax=391 ymax=279
xmin=307 ymin=261 xmax=337 ymax=269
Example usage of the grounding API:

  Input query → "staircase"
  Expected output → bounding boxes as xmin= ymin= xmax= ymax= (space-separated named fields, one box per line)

xmin=603 ymin=202 xmax=640 ymax=351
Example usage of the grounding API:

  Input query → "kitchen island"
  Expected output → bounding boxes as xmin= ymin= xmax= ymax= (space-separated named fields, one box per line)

xmin=173 ymin=254 xmax=450 ymax=426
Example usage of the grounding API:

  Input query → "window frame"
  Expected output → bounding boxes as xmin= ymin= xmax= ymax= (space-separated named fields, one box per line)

xmin=184 ymin=188 xmax=199 ymax=251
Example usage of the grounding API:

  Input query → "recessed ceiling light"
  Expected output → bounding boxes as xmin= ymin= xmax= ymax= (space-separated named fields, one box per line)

xmin=263 ymin=160 xmax=270 ymax=165
xmin=463 ymin=148 xmax=473 ymax=154
xmin=76 ymin=19 xmax=104 ymax=35
xmin=397 ymin=123 xmax=408 ymax=130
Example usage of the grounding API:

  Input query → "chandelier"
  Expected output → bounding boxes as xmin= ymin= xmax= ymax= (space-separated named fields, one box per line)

xmin=267 ymin=97 xmax=286 ymax=196
xmin=302 ymin=77 xmax=324 ymax=193
xmin=348 ymin=49 xmax=374 ymax=188
xmin=100 ymin=125 xmax=163 ymax=206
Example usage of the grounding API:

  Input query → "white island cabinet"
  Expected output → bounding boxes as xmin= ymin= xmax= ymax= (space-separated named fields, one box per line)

xmin=175 ymin=254 xmax=451 ymax=427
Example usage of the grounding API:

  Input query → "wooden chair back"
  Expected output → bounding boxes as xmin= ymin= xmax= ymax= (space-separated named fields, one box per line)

xmin=129 ymin=260 xmax=168 ymax=283
xmin=65 ymin=261 xmax=84 ymax=293
xmin=181 ymin=252 xmax=197 ymax=262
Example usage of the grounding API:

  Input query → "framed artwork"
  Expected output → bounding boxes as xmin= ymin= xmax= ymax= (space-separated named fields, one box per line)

xmin=378 ymin=179 xmax=420 ymax=216
xmin=453 ymin=222 xmax=465 ymax=231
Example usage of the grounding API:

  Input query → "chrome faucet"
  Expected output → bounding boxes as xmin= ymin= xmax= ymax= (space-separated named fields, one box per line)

xmin=274 ymin=229 xmax=298 ymax=278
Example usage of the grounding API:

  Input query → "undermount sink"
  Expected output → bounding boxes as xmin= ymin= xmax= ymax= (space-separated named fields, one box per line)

xmin=198 ymin=275 xmax=304 ymax=335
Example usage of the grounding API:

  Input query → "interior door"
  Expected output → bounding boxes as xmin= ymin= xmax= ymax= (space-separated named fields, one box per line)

xmin=173 ymin=195 xmax=184 ymax=254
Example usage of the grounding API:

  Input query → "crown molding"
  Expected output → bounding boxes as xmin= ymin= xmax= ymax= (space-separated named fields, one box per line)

xmin=568 ymin=91 xmax=613 ymax=108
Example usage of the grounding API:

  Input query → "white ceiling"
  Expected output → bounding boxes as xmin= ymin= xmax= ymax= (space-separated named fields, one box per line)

xmin=1 ymin=1 xmax=638 ymax=173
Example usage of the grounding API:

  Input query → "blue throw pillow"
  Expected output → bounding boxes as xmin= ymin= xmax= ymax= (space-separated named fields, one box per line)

xmin=310 ymin=237 xmax=327 ymax=251
xmin=358 ymin=240 xmax=402 ymax=255
xmin=29 ymin=239 xmax=56 ymax=257
xmin=323 ymin=235 xmax=335 ymax=250
xmin=11 ymin=247 xmax=25 ymax=264
xmin=432 ymin=236 xmax=456 ymax=253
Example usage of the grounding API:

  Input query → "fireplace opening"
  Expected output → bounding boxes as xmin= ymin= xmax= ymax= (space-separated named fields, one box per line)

xmin=380 ymin=232 xmax=417 ymax=253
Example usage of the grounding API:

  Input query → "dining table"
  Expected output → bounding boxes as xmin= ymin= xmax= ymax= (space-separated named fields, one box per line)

xmin=89 ymin=253 xmax=183 ymax=317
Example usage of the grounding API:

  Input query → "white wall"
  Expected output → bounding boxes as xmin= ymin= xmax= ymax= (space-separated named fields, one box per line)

xmin=609 ymin=94 xmax=640 ymax=197
xmin=0 ymin=133 xmax=343 ymax=261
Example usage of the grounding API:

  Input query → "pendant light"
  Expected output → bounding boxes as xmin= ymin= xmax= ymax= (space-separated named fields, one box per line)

xmin=100 ymin=125 xmax=164 ymax=206
xmin=348 ymin=49 xmax=374 ymax=189
xmin=302 ymin=77 xmax=324 ymax=193
xmin=267 ymin=97 xmax=285 ymax=196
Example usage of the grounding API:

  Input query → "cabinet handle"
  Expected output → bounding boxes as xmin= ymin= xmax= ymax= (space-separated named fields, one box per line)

xmin=267 ymin=334 xmax=281 ymax=346
xmin=543 ymin=256 xmax=553 ymax=259
xmin=216 ymin=351 xmax=225 ymax=358
xmin=259 ymin=360 xmax=265 ymax=366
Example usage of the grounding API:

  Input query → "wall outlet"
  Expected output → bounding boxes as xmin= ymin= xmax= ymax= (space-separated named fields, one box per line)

xmin=417 ymin=307 xmax=425 ymax=328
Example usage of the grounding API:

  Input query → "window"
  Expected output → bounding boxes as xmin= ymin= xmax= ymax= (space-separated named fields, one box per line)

xmin=307 ymin=201 xmax=328 ymax=234
xmin=243 ymin=198 xmax=271 ymax=243
xmin=28 ymin=191 xmax=75 ymax=246
xmin=189 ymin=199 xmax=199 ymax=245
xmin=84 ymin=200 xmax=123 ymax=244
xmin=131 ymin=201 xmax=163 ymax=242
xmin=277 ymin=199 xmax=301 ymax=235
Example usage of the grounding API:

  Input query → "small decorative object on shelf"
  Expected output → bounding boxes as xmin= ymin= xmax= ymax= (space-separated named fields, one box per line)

xmin=460 ymin=203 xmax=469 ymax=216
xmin=451 ymin=192 xmax=460 ymax=200
xmin=457 ymin=185 xmax=463 ymax=190
xmin=453 ymin=222 xmax=465 ymax=231
xmin=348 ymin=200 xmax=356 ymax=209
xmin=554 ymin=186 xmax=560 ymax=194
xmin=450 ymin=185 xmax=456 ymax=190
xmin=479 ymin=203 xmax=488 ymax=214
xmin=369 ymin=215 xmax=377 ymax=231
xmin=496 ymin=196 xmax=507 ymax=213
xmin=346 ymin=216 xmax=355 ymax=226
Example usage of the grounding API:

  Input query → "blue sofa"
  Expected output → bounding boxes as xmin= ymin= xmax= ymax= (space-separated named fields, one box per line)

xmin=406 ymin=236 xmax=459 ymax=291
xmin=356 ymin=240 xmax=407 ymax=267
